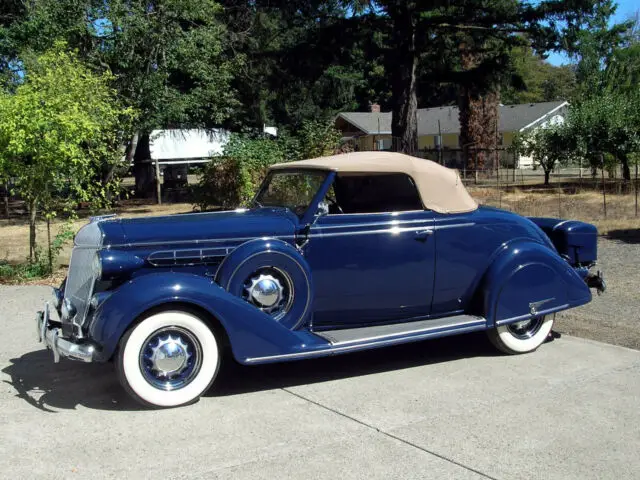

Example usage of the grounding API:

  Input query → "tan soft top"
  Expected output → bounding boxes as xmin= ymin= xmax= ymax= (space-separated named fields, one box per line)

xmin=270 ymin=151 xmax=478 ymax=214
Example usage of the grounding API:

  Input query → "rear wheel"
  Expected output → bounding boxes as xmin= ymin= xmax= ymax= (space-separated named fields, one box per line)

xmin=487 ymin=315 xmax=553 ymax=354
xmin=116 ymin=310 xmax=220 ymax=408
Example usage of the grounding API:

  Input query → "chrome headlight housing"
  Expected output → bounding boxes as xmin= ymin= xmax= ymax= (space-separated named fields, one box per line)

xmin=51 ymin=287 xmax=63 ymax=309
xmin=92 ymin=253 xmax=102 ymax=280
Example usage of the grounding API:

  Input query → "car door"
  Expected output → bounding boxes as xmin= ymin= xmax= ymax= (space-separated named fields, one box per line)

xmin=304 ymin=173 xmax=436 ymax=329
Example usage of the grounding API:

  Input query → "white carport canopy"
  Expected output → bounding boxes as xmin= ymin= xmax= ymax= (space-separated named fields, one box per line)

xmin=148 ymin=129 xmax=231 ymax=164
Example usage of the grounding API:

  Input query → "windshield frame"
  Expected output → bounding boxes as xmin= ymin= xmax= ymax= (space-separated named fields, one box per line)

xmin=252 ymin=168 xmax=332 ymax=221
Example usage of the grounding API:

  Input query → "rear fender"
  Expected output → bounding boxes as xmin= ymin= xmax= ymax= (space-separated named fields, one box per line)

xmin=89 ymin=272 xmax=306 ymax=362
xmin=481 ymin=240 xmax=591 ymax=327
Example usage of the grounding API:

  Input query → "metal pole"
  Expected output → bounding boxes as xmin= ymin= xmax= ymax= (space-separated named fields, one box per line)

xmin=635 ymin=160 xmax=638 ymax=218
xmin=579 ymin=157 xmax=582 ymax=190
xmin=558 ymin=188 xmax=561 ymax=218
xmin=3 ymin=181 xmax=8 ymax=218
xmin=600 ymin=153 xmax=607 ymax=218
xmin=437 ymin=120 xmax=443 ymax=165
xmin=155 ymin=159 xmax=162 ymax=205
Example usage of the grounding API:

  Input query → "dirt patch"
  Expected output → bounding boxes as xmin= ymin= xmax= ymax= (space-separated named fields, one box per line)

xmin=0 ymin=201 xmax=194 ymax=265
xmin=469 ymin=187 xmax=640 ymax=234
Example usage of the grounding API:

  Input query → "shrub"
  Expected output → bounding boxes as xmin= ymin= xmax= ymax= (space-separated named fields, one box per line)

xmin=193 ymin=120 xmax=341 ymax=211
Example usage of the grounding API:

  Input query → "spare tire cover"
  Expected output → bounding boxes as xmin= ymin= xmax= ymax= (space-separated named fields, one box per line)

xmin=215 ymin=239 xmax=313 ymax=330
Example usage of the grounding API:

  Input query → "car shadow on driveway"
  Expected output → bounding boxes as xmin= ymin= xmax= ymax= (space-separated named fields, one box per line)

xmin=208 ymin=332 xmax=502 ymax=398
xmin=1 ymin=350 xmax=146 ymax=412
xmin=2 ymin=332 xmax=560 ymax=412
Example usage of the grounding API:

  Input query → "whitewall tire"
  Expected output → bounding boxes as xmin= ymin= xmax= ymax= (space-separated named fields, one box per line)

xmin=487 ymin=315 xmax=554 ymax=354
xmin=116 ymin=310 xmax=220 ymax=408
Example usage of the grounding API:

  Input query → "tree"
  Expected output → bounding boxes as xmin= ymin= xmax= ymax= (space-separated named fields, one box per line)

xmin=329 ymin=1 xmax=602 ymax=158
xmin=516 ymin=123 xmax=570 ymax=185
xmin=564 ymin=90 xmax=640 ymax=180
xmin=0 ymin=44 xmax=133 ymax=261
xmin=501 ymin=45 xmax=577 ymax=104
xmin=0 ymin=0 xmax=242 ymax=196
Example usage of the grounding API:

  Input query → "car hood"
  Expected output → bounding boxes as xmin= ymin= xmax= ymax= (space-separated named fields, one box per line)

xmin=95 ymin=208 xmax=298 ymax=247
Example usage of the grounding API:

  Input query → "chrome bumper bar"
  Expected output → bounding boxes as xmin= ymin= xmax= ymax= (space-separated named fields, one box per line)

xmin=36 ymin=303 xmax=96 ymax=363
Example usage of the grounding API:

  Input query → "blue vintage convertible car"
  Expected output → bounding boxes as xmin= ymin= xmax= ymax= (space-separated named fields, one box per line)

xmin=36 ymin=152 xmax=605 ymax=407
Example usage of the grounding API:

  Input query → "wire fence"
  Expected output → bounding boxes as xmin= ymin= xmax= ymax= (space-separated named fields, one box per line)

xmin=341 ymin=140 xmax=639 ymax=219
xmin=2 ymin=143 xmax=639 ymax=221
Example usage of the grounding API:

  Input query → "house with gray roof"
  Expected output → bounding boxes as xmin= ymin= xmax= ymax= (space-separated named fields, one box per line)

xmin=335 ymin=100 xmax=568 ymax=169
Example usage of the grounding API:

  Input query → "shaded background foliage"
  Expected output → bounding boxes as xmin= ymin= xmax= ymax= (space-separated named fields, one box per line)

xmin=0 ymin=0 xmax=639 ymax=272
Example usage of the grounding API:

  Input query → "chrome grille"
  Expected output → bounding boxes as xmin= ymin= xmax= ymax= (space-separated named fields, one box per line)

xmin=64 ymin=221 xmax=103 ymax=337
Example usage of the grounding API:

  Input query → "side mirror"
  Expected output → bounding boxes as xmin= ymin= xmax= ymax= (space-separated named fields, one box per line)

xmin=316 ymin=201 xmax=329 ymax=217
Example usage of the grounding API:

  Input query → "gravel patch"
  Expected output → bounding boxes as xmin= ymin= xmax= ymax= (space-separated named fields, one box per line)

xmin=555 ymin=237 xmax=640 ymax=350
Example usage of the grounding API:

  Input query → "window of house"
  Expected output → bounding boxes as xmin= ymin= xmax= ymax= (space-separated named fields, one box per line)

xmin=330 ymin=173 xmax=424 ymax=214
xmin=376 ymin=138 xmax=392 ymax=151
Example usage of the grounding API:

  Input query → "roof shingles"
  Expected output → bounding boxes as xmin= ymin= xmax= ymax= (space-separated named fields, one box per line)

xmin=338 ymin=101 xmax=567 ymax=136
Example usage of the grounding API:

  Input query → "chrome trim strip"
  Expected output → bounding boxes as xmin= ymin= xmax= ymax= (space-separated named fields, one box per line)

xmin=107 ymin=235 xmax=296 ymax=249
xmin=147 ymin=247 xmax=234 ymax=267
xmin=244 ymin=319 xmax=486 ymax=364
xmin=317 ymin=218 xmax=434 ymax=230
xmin=494 ymin=305 xmax=567 ymax=326
xmin=313 ymin=222 xmax=475 ymax=238
xmin=325 ymin=210 xmax=427 ymax=217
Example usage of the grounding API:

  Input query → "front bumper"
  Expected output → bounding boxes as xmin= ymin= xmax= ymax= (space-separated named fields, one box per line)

xmin=36 ymin=303 xmax=96 ymax=363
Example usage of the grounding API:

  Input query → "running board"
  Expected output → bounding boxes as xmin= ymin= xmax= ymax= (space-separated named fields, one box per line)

xmin=244 ymin=315 xmax=487 ymax=364
xmin=314 ymin=315 xmax=487 ymax=346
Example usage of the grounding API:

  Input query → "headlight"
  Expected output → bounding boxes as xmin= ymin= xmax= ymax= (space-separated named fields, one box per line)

xmin=92 ymin=253 xmax=102 ymax=280
xmin=61 ymin=298 xmax=76 ymax=319
xmin=51 ymin=287 xmax=63 ymax=309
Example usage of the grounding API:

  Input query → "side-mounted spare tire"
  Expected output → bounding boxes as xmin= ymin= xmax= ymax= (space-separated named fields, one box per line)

xmin=215 ymin=238 xmax=313 ymax=330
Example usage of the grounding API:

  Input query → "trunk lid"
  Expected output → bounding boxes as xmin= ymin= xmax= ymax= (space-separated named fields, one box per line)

xmin=528 ymin=217 xmax=598 ymax=266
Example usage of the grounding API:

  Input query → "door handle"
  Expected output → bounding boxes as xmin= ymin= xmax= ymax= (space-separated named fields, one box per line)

xmin=414 ymin=229 xmax=434 ymax=240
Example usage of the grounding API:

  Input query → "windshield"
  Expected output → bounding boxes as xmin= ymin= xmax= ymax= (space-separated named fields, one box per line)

xmin=254 ymin=170 xmax=328 ymax=217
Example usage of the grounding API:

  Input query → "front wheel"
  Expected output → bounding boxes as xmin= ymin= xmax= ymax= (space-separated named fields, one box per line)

xmin=487 ymin=315 xmax=553 ymax=354
xmin=116 ymin=310 xmax=220 ymax=408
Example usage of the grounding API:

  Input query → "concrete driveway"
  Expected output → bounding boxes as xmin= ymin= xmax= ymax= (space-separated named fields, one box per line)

xmin=1 ymin=286 xmax=639 ymax=480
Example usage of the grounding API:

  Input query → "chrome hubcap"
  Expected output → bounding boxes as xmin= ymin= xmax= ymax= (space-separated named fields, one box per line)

xmin=507 ymin=316 xmax=544 ymax=340
xmin=243 ymin=268 xmax=294 ymax=321
xmin=139 ymin=327 xmax=202 ymax=391
xmin=151 ymin=336 xmax=188 ymax=374
xmin=247 ymin=274 xmax=283 ymax=308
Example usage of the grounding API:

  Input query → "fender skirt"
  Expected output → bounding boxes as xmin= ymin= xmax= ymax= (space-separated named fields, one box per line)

xmin=481 ymin=240 xmax=592 ymax=327
xmin=88 ymin=271 xmax=321 ymax=363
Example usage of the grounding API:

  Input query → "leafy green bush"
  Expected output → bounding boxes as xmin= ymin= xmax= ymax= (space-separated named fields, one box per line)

xmin=194 ymin=120 xmax=341 ymax=211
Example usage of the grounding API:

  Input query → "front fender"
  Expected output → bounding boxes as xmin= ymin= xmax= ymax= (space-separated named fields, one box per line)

xmin=88 ymin=272 xmax=306 ymax=362
xmin=481 ymin=240 xmax=591 ymax=326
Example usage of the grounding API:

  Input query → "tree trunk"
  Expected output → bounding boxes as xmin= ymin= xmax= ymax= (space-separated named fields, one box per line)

xmin=28 ymin=198 xmax=37 ymax=263
xmin=3 ymin=182 xmax=8 ymax=218
xmin=458 ymin=40 xmax=499 ymax=174
xmin=133 ymin=132 xmax=156 ymax=197
xmin=103 ymin=133 xmax=141 ymax=201
xmin=544 ymin=169 xmax=550 ymax=185
xmin=620 ymin=153 xmax=631 ymax=181
xmin=387 ymin=3 xmax=418 ymax=156
xmin=47 ymin=217 xmax=52 ymax=273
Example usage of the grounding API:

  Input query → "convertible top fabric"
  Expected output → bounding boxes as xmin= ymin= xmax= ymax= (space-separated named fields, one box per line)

xmin=270 ymin=151 xmax=478 ymax=214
